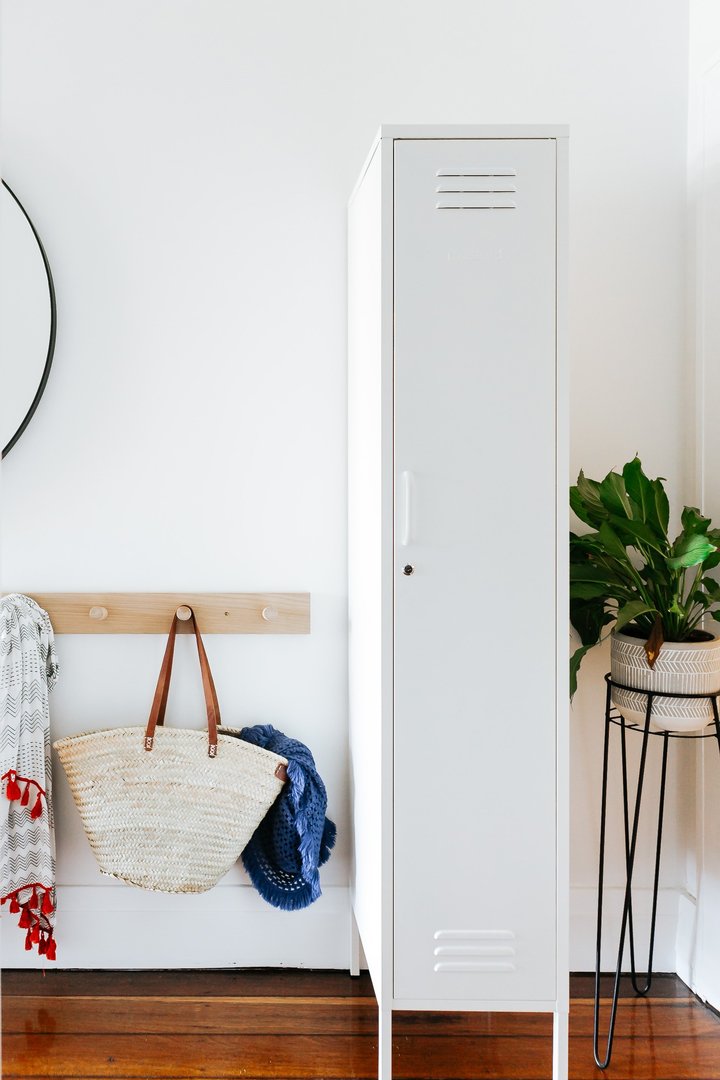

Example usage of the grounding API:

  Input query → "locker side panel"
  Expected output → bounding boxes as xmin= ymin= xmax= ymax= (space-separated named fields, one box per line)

xmin=393 ymin=138 xmax=558 ymax=1003
xmin=348 ymin=142 xmax=394 ymax=1003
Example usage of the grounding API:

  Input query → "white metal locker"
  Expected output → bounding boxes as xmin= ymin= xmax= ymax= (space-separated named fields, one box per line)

xmin=348 ymin=125 xmax=568 ymax=1080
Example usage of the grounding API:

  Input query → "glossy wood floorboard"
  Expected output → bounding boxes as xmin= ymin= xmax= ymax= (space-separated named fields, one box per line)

xmin=3 ymin=971 xmax=719 ymax=1079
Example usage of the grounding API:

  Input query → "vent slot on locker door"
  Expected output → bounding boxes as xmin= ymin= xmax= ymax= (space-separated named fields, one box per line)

xmin=435 ymin=167 xmax=517 ymax=210
xmin=432 ymin=928 xmax=517 ymax=973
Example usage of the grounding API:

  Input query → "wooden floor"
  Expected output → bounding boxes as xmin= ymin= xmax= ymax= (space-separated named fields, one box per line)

xmin=2 ymin=970 xmax=719 ymax=1079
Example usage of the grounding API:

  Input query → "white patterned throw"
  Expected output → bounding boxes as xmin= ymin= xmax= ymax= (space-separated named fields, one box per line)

xmin=0 ymin=594 xmax=59 ymax=958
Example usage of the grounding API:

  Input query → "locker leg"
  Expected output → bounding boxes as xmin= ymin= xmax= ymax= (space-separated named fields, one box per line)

xmin=350 ymin=909 xmax=361 ymax=977
xmin=378 ymin=1003 xmax=392 ymax=1080
xmin=553 ymin=1008 xmax=569 ymax=1080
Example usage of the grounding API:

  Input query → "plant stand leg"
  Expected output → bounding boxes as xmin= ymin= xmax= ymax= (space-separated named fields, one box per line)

xmin=624 ymin=729 xmax=668 ymax=996
xmin=712 ymin=696 xmax=720 ymax=760
xmin=593 ymin=690 xmax=654 ymax=1070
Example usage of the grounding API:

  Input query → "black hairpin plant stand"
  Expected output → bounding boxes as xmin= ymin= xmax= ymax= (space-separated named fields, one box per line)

xmin=593 ymin=674 xmax=720 ymax=1069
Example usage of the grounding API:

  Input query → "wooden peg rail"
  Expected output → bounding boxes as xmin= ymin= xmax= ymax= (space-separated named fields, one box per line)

xmin=19 ymin=593 xmax=311 ymax=635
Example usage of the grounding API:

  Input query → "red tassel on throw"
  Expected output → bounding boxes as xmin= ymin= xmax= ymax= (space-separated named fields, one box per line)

xmin=45 ymin=935 xmax=56 ymax=961
xmin=18 ymin=905 xmax=31 ymax=929
xmin=38 ymin=932 xmax=47 ymax=955
xmin=30 ymin=887 xmax=39 ymax=909
xmin=30 ymin=793 xmax=43 ymax=819
xmin=20 ymin=783 xmax=30 ymax=807
xmin=9 ymin=894 xmax=20 ymax=914
xmin=41 ymin=890 xmax=53 ymax=915
xmin=30 ymin=921 xmax=41 ymax=944
xmin=24 ymin=928 xmax=32 ymax=951
xmin=6 ymin=772 xmax=21 ymax=801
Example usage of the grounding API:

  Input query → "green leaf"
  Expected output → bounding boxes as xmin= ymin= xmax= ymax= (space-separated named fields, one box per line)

xmin=688 ymin=590 xmax=712 ymax=611
xmin=622 ymin=458 xmax=671 ymax=541
xmin=570 ymin=598 xmax=614 ymax=647
xmin=653 ymin=479 xmax=670 ymax=534
xmin=668 ymin=532 xmax=718 ymax=569
xmin=614 ymin=599 xmax=658 ymax=634
xmin=570 ymin=581 xmax=615 ymax=601
xmin=569 ymin=563 xmax=627 ymax=587
xmin=702 ymin=530 xmax=720 ymax=569
xmin=570 ymin=487 xmax=599 ymax=528
xmin=571 ymin=474 xmax=609 ymax=528
xmin=607 ymin=514 xmax=668 ymax=556
xmin=570 ymin=643 xmax=594 ymax=699
xmin=681 ymin=506 xmax=712 ymax=535
xmin=622 ymin=458 xmax=654 ymax=527
xmin=575 ymin=472 xmax=607 ymax=517
xmin=599 ymin=471 xmax=633 ymax=519
xmin=570 ymin=531 xmax=610 ymax=559
xmin=597 ymin=521 xmax=631 ymax=563
xmin=702 ymin=576 xmax=720 ymax=599
xmin=569 ymin=563 xmax=608 ymax=582
xmin=710 ymin=610 xmax=720 ymax=623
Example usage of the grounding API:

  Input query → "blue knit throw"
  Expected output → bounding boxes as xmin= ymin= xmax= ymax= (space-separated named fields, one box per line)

xmin=239 ymin=725 xmax=336 ymax=911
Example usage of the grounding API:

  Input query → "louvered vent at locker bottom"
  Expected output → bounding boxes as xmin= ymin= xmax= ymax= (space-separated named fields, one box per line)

xmin=433 ymin=929 xmax=517 ymax=973
xmin=435 ymin=167 xmax=517 ymax=211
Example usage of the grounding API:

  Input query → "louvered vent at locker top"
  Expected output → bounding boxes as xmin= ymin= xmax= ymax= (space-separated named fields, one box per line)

xmin=435 ymin=167 xmax=517 ymax=210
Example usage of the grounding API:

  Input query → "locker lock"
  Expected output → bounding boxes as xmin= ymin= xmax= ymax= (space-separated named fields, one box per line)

xmin=403 ymin=564 xmax=415 ymax=576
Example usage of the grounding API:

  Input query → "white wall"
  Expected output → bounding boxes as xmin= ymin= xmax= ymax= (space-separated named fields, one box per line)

xmin=685 ymin=0 xmax=720 ymax=1010
xmin=0 ymin=0 xmax=691 ymax=968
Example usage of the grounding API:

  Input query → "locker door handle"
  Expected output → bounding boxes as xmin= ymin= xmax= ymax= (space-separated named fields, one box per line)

xmin=400 ymin=470 xmax=413 ymax=546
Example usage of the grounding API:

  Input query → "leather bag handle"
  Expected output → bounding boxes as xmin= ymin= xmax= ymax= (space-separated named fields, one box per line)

xmin=144 ymin=609 xmax=221 ymax=757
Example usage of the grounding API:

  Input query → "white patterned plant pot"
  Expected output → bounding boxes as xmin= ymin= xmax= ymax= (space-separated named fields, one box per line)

xmin=610 ymin=630 xmax=720 ymax=733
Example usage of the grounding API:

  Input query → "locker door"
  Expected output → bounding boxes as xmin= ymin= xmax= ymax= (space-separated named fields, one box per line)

xmin=393 ymin=138 xmax=558 ymax=1003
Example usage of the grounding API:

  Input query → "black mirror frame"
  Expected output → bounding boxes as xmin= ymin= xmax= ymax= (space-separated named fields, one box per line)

xmin=1 ymin=179 xmax=57 ymax=459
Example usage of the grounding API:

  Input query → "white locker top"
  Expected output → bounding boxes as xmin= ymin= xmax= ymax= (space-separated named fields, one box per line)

xmin=349 ymin=123 xmax=569 ymax=204
xmin=374 ymin=122 xmax=568 ymax=138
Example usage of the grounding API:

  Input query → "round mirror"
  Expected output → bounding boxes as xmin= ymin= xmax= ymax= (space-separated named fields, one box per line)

xmin=0 ymin=180 xmax=56 ymax=458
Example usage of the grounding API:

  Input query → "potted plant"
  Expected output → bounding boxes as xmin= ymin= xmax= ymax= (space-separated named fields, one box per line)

xmin=570 ymin=457 xmax=720 ymax=731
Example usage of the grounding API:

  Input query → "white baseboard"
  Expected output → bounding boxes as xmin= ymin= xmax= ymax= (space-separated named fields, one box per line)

xmin=677 ymin=889 xmax=720 ymax=1012
xmin=1 ymin=884 xmax=353 ymax=969
xmin=570 ymin=885 xmax=680 ymax=973
xmin=3 ymin=883 xmax=685 ymax=976
xmin=675 ymin=890 xmax=697 ymax=991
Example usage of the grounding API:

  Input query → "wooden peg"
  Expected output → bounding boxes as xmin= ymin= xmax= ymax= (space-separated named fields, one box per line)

xmin=176 ymin=605 xmax=193 ymax=621
xmin=89 ymin=606 xmax=108 ymax=621
xmin=261 ymin=605 xmax=279 ymax=622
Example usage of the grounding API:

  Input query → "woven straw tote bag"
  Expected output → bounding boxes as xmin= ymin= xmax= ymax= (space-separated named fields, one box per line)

xmin=54 ymin=608 xmax=287 ymax=893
